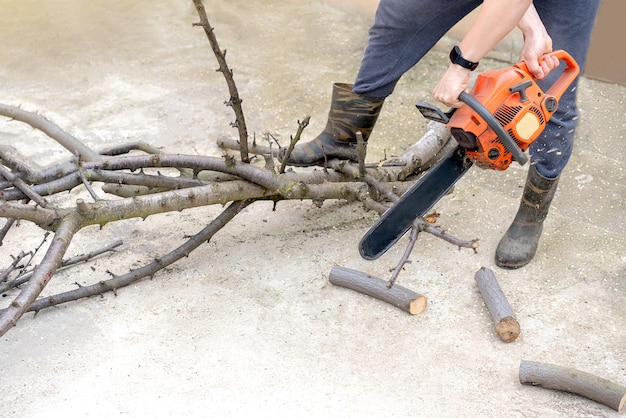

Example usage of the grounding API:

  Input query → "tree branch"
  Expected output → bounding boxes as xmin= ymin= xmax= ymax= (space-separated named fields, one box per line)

xmin=0 ymin=214 xmax=81 ymax=335
xmin=475 ymin=267 xmax=520 ymax=342
xmin=0 ymin=165 xmax=48 ymax=207
xmin=329 ymin=266 xmax=427 ymax=315
xmin=21 ymin=200 xmax=251 ymax=313
xmin=519 ymin=360 xmax=626 ymax=411
xmin=192 ymin=0 xmax=249 ymax=163
xmin=279 ymin=116 xmax=310 ymax=174
xmin=0 ymin=103 xmax=101 ymax=162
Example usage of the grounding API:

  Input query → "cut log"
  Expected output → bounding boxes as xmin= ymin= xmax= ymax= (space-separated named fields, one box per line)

xmin=329 ymin=266 xmax=427 ymax=315
xmin=474 ymin=267 xmax=520 ymax=342
xmin=519 ymin=360 xmax=626 ymax=412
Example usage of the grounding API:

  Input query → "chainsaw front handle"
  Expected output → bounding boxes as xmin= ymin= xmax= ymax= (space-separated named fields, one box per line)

xmin=458 ymin=91 xmax=528 ymax=165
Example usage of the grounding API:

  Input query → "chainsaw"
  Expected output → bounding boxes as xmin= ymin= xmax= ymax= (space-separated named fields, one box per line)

xmin=359 ymin=50 xmax=579 ymax=260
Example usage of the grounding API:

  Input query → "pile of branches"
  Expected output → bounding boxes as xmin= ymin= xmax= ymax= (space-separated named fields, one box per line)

xmin=0 ymin=0 xmax=467 ymax=336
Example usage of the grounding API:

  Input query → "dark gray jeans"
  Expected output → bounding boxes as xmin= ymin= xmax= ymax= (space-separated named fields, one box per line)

xmin=353 ymin=0 xmax=600 ymax=178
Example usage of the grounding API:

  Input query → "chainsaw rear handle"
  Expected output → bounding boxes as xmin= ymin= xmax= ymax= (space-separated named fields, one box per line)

xmin=515 ymin=50 xmax=580 ymax=102
xmin=458 ymin=91 xmax=528 ymax=165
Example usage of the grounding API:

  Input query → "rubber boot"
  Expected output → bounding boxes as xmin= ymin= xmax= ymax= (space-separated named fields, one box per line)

xmin=495 ymin=166 xmax=560 ymax=269
xmin=281 ymin=83 xmax=384 ymax=166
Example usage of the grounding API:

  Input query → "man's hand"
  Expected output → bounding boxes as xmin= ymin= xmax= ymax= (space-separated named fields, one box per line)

xmin=518 ymin=4 xmax=558 ymax=79
xmin=432 ymin=64 xmax=470 ymax=108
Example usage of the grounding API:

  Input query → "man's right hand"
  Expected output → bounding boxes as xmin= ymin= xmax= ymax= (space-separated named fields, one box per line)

xmin=518 ymin=5 xmax=559 ymax=79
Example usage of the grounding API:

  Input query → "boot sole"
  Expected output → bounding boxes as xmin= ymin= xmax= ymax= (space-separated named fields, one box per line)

xmin=495 ymin=258 xmax=531 ymax=270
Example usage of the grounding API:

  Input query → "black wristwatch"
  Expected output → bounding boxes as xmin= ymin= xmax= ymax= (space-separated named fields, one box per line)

xmin=450 ymin=45 xmax=479 ymax=71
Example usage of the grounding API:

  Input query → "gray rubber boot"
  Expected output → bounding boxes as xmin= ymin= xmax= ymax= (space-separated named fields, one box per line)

xmin=495 ymin=166 xmax=560 ymax=269
xmin=280 ymin=83 xmax=384 ymax=166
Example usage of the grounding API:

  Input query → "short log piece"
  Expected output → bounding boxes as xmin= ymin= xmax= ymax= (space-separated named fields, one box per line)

xmin=329 ymin=266 xmax=427 ymax=315
xmin=474 ymin=267 xmax=520 ymax=342
xmin=519 ymin=360 xmax=626 ymax=412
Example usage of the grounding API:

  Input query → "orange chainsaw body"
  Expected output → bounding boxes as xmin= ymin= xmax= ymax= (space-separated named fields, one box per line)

xmin=448 ymin=50 xmax=579 ymax=170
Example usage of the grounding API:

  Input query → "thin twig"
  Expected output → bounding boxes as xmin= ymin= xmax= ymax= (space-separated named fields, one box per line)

xmin=15 ymin=232 xmax=51 ymax=279
xmin=0 ymin=251 xmax=30 ymax=284
xmin=279 ymin=116 xmax=310 ymax=174
xmin=387 ymin=222 xmax=421 ymax=288
xmin=62 ymin=239 xmax=123 ymax=266
xmin=0 ymin=165 xmax=48 ymax=207
xmin=0 ymin=240 xmax=123 ymax=294
xmin=76 ymin=164 xmax=100 ymax=201
xmin=423 ymin=224 xmax=479 ymax=251
xmin=386 ymin=218 xmax=479 ymax=288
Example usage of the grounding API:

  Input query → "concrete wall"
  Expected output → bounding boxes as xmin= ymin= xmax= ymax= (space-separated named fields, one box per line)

xmin=585 ymin=0 xmax=625 ymax=85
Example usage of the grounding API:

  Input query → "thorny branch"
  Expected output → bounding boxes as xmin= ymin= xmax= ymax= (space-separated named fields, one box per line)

xmin=192 ymin=0 xmax=250 ymax=163
xmin=21 ymin=200 xmax=252 ymax=313
xmin=0 ymin=103 xmax=101 ymax=162
xmin=0 ymin=0 xmax=476 ymax=336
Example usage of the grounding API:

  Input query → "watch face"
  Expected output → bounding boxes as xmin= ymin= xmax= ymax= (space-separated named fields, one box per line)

xmin=450 ymin=46 xmax=478 ymax=70
xmin=450 ymin=46 xmax=460 ymax=62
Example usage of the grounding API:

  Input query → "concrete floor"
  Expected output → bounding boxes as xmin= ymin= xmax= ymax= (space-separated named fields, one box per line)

xmin=0 ymin=1 xmax=624 ymax=417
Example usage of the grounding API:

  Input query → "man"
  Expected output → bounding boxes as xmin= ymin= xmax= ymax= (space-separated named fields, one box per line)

xmin=281 ymin=0 xmax=600 ymax=269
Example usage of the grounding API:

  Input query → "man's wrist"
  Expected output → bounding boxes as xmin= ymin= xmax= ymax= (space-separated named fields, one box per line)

xmin=449 ymin=45 xmax=479 ymax=71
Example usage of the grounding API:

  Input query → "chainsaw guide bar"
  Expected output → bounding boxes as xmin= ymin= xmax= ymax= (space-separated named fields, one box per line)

xmin=358 ymin=146 xmax=473 ymax=260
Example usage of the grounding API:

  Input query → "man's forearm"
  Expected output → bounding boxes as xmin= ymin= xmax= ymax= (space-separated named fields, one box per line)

xmin=517 ymin=3 xmax=546 ymax=38
xmin=459 ymin=0 xmax=532 ymax=63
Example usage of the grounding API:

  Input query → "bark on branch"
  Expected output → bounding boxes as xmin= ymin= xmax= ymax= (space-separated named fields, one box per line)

xmin=20 ymin=200 xmax=251 ymax=313
xmin=329 ymin=266 xmax=427 ymax=315
xmin=519 ymin=360 xmax=626 ymax=411
xmin=0 ymin=103 xmax=101 ymax=162
xmin=475 ymin=267 xmax=520 ymax=342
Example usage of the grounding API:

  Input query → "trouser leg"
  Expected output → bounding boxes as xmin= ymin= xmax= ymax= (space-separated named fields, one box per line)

xmin=530 ymin=0 xmax=601 ymax=178
xmin=353 ymin=0 xmax=482 ymax=98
